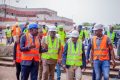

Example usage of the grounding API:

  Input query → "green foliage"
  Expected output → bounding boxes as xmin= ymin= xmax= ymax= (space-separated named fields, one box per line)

xmin=112 ymin=24 xmax=120 ymax=30
xmin=82 ymin=22 xmax=93 ymax=27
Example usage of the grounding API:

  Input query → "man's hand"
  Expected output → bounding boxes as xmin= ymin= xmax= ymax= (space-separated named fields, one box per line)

xmin=28 ymin=43 xmax=36 ymax=49
xmin=111 ymin=60 xmax=116 ymax=69
xmin=57 ymin=59 xmax=62 ymax=64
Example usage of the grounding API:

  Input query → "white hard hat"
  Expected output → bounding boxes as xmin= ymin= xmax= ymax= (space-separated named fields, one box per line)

xmin=6 ymin=24 xmax=10 ymax=27
xmin=71 ymin=30 xmax=79 ymax=38
xmin=93 ymin=24 xmax=104 ymax=30
xmin=49 ymin=26 xmax=57 ymax=32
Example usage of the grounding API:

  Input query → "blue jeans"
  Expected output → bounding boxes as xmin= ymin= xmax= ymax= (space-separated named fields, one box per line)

xmin=92 ymin=68 xmax=96 ymax=80
xmin=21 ymin=61 xmax=39 ymax=80
xmin=93 ymin=60 xmax=110 ymax=80
xmin=56 ymin=63 xmax=61 ymax=80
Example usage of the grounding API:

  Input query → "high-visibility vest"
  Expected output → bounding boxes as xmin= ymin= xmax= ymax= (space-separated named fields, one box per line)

xmin=66 ymin=39 xmax=83 ymax=66
xmin=92 ymin=35 xmax=109 ymax=61
xmin=16 ymin=43 xmax=21 ymax=63
xmin=58 ymin=31 xmax=65 ymax=46
xmin=12 ymin=26 xmax=21 ymax=36
xmin=79 ymin=30 xmax=84 ymax=39
xmin=107 ymin=31 xmax=115 ymax=43
xmin=42 ymin=29 xmax=47 ymax=36
xmin=41 ymin=36 xmax=60 ymax=59
xmin=84 ymin=30 xmax=89 ymax=38
xmin=21 ymin=33 xmax=40 ymax=61
xmin=5 ymin=29 xmax=12 ymax=37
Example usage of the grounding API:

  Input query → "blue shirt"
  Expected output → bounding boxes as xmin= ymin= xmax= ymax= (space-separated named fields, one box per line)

xmin=62 ymin=41 xmax=86 ymax=68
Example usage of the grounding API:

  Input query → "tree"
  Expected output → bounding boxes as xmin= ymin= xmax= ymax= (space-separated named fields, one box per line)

xmin=82 ymin=22 xmax=92 ymax=26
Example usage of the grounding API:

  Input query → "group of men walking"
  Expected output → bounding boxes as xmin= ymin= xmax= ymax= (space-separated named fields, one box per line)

xmin=3 ymin=22 xmax=120 ymax=80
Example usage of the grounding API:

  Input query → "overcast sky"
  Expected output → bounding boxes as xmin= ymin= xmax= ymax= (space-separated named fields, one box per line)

xmin=1 ymin=0 xmax=120 ymax=25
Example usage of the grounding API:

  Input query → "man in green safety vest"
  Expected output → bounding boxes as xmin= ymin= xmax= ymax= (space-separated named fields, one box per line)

xmin=77 ymin=25 xmax=85 ymax=41
xmin=41 ymin=26 xmax=62 ymax=80
xmin=62 ymin=30 xmax=86 ymax=80
xmin=58 ymin=25 xmax=66 ymax=46
xmin=84 ymin=27 xmax=90 ymax=46
xmin=5 ymin=24 xmax=12 ymax=45
xmin=106 ymin=26 xmax=117 ymax=47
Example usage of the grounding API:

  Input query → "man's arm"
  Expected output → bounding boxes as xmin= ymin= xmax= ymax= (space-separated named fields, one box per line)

xmin=20 ymin=35 xmax=30 ymax=51
xmin=39 ymin=39 xmax=48 ymax=53
xmin=82 ymin=44 xmax=86 ymax=68
xmin=58 ymin=40 xmax=63 ymax=61
xmin=107 ymin=37 xmax=116 ymax=68
xmin=86 ymin=39 xmax=92 ymax=60
xmin=107 ymin=37 xmax=115 ymax=60
xmin=62 ymin=43 xmax=68 ymax=65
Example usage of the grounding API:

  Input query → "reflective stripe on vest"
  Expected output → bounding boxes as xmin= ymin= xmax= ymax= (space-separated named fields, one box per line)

xmin=21 ymin=33 xmax=40 ymax=61
xmin=107 ymin=31 xmax=115 ymax=43
xmin=66 ymin=39 xmax=83 ymax=66
xmin=93 ymin=35 xmax=109 ymax=61
xmin=42 ymin=36 xmax=59 ymax=59
xmin=16 ymin=44 xmax=21 ymax=63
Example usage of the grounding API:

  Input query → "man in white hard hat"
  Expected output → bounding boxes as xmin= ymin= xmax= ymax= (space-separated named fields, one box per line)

xmin=41 ymin=26 xmax=62 ymax=80
xmin=87 ymin=24 xmax=115 ymax=80
xmin=5 ymin=24 xmax=12 ymax=45
xmin=62 ymin=30 xmax=86 ymax=80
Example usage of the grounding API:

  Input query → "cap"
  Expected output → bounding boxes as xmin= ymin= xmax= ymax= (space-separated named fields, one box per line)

xmin=71 ymin=30 xmax=79 ymax=38
xmin=93 ymin=24 xmax=104 ymax=30
xmin=48 ymin=26 xmax=57 ymax=32
xmin=28 ymin=23 xmax=38 ymax=29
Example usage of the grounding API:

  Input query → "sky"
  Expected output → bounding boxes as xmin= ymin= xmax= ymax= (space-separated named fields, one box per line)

xmin=0 ymin=0 xmax=120 ymax=25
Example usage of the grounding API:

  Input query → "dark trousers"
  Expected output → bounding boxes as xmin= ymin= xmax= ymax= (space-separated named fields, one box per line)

xmin=21 ymin=61 xmax=39 ymax=80
xmin=16 ymin=62 xmax=21 ymax=80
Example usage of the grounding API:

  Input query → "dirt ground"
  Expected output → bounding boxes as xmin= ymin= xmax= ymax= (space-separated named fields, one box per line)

xmin=0 ymin=66 xmax=92 ymax=80
xmin=0 ymin=66 xmax=119 ymax=80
